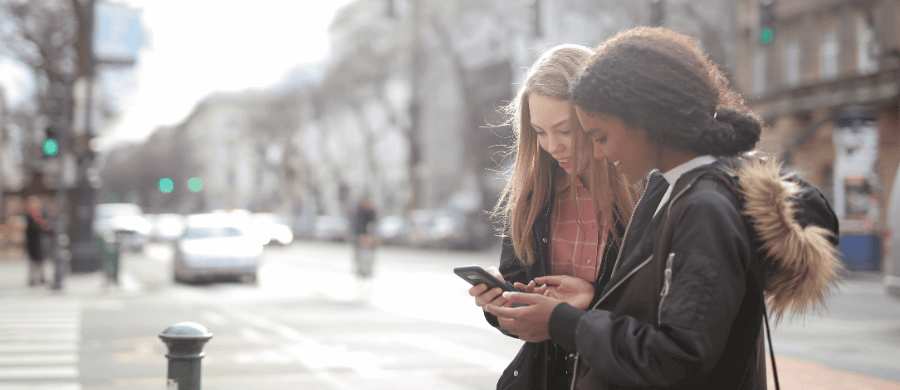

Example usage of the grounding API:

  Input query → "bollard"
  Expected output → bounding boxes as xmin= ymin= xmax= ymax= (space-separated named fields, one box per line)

xmin=159 ymin=322 xmax=213 ymax=390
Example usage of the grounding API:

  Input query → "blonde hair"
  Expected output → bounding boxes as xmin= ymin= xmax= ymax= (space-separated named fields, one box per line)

xmin=493 ymin=44 xmax=638 ymax=266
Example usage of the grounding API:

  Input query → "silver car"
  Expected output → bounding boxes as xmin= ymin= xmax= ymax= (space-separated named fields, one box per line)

xmin=172 ymin=214 xmax=263 ymax=283
xmin=94 ymin=203 xmax=152 ymax=252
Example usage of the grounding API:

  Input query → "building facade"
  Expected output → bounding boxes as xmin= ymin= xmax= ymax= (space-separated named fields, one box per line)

xmin=734 ymin=0 xmax=900 ymax=269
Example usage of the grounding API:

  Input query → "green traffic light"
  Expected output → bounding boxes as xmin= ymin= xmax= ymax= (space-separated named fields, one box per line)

xmin=158 ymin=178 xmax=174 ymax=193
xmin=760 ymin=28 xmax=774 ymax=44
xmin=42 ymin=139 xmax=59 ymax=156
xmin=188 ymin=177 xmax=203 ymax=192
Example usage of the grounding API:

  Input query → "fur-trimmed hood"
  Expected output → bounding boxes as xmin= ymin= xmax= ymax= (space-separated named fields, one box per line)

xmin=732 ymin=158 xmax=842 ymax=321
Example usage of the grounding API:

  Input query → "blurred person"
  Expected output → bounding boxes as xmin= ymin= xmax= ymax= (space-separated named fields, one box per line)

xmin=25 ymin=195 xmax=51 ymax=286
xmin=485 ymin=27 xmax=842 ymax=389
xmin=352 ymin=195 xmax=378 ymax=280
xmin=468 ymin=44 xmax=638 ymax=389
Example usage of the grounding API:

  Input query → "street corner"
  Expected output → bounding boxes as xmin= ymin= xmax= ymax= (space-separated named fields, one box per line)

xmin=768 ymin=356 xmax=900 ymax=390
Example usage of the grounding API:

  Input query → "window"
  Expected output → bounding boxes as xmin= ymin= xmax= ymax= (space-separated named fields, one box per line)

xmin=819 ymin=30 xmax=839 ymax=80
xmin=784 ymin=39 xmax=801 ymax=86
xmin=857 ymin=17 xmax=878 ymax=74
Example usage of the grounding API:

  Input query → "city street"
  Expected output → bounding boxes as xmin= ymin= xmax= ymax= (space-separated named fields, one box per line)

xmin=1 ymin=240 xmax=900 ymax=389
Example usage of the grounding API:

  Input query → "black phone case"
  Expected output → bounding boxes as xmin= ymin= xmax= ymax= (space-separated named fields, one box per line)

xmin=453 ymin=265 xmax=518 ymax=292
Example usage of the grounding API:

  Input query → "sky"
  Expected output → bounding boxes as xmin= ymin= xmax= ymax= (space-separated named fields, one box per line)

xmin=0 ymin=0 xmax=353 ymax=149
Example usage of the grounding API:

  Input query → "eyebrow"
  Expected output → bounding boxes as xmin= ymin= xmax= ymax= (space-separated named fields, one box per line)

xmin=531 ymin=118 xmax=571 ymax=131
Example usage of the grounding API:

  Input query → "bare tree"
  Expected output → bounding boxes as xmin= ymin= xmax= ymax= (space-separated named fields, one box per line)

xmin=0 ymin=0 xmax=81 ymax=166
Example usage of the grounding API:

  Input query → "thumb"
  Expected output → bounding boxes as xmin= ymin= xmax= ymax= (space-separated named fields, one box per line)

xmin=534 ymin=275 xmax=566 ymax=286
xmin=502 ymin=291 xmax=540 ymax=305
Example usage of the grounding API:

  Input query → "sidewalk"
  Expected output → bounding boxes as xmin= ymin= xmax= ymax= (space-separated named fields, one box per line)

xmin=769 ymin=356 xmax=900 ymax=390
xmin=2 ymin=255 xmax=900 ymax=390
xmin=0 ymin=254 xmax=140 ymax=298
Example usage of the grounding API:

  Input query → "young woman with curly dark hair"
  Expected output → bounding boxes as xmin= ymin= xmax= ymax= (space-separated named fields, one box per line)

xmin=486 ymin=27 xmax=842 ymax=389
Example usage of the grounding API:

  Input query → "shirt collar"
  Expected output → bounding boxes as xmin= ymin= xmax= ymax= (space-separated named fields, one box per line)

xmin=555 ymin=173 xmax=585 ymax=193
xmin=659 ymin=155 xmax=717 ymax=187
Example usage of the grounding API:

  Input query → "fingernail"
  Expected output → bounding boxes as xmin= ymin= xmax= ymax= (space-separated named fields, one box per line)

xmin=502 ymin=292 xmax=511 ymax=299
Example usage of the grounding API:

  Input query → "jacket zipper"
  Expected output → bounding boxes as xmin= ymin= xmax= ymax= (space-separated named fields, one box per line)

xmin=608 ymin=174 xmax=653 ymax=279
xmin=569 ymin=178 xmax=697 ymax=390
xmin=569 ymin=174 xmax=654 ymax=390
xmin=657 ymin=252 xmax=675 ymax=327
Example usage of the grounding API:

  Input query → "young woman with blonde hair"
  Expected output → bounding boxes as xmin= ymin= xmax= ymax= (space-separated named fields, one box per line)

xmin=468 ymin=44 xmax=638 ymax=389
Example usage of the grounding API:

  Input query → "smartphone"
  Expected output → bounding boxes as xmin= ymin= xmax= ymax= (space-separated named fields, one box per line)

xmin=454 ymin=265 xmax=519 ymax=292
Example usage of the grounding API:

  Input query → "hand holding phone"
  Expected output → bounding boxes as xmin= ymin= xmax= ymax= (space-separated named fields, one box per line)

xmin=454 ymin=265 xmax=524 ymax=308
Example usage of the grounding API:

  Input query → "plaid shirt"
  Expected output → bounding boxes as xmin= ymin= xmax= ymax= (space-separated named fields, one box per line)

xmin=549 ymin=176 xmax=609 ymax=282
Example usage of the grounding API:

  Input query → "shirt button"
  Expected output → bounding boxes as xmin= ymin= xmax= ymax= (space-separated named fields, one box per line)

xmin=542 ymin=237 xmax=548 ymax=243
xmin=513 ymin=370 xmax=519 ymax=377
xmin=586 ymin=258 xmax=592 ymax=264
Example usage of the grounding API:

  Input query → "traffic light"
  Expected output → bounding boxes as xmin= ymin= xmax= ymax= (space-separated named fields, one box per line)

xmin=42 ymin=126 xmax=59 ymax=157
xmin=158 ymin=178 xmax=174 ymax=193
xmin=42 ymin=139 xmax=59 ymax=156
xmin=188 ymin=177 xmax=203 ymax=192
xmin=759 ymin=0 xmax=776 ymax=45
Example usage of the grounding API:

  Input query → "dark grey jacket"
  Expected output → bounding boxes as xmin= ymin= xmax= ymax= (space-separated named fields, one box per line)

xmin=548 ymin=157 xmax=841 ymax=389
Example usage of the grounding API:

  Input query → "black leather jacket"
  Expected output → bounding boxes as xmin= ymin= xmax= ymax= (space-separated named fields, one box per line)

xmin=548 ymin=158 xmax=841 ymax=389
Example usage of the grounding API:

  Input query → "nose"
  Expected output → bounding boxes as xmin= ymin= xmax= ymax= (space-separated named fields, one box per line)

xmin=592 ymin=142 xmax=606 ymax=160
xmin=548 ymin=133 xmax=565 ymax=154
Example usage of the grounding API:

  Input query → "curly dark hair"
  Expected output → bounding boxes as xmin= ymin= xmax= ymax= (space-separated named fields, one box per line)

xmin=571 ymin=27 xmax=761 ymax=157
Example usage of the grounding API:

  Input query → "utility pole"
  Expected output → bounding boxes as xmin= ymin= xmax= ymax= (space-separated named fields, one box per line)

xmin=68 ymin=0 xmax=101 ymax=274
xmin=407 ymin=0 xmax=422 ymax=212
xmin=52 ymin=83 xmax=72 ymax=290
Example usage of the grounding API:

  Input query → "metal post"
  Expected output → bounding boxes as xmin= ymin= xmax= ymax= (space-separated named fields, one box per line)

xmin=159 ymin=322 xmax=212 ymax=390
xmin=52 ymin=83 xmax=71 ymax=291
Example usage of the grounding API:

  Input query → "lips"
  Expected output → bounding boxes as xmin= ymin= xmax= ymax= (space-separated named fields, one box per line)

xmin=556 ymin=158 xmax=572 ymax=169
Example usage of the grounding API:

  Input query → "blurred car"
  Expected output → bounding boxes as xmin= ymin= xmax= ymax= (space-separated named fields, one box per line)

xmin=147 ymin=213 xmax=185 ymax=242
xmin=407 ymin=209 xmax=493 ymax=250
xmin=93 ymin=203 xmax=152 ymax=252
xmin=376 ymin=215 xmax=408 ymax=246
xmin=313 ymin=215 xmax=349 ymax=242
xmin=249 ymin=213 xmax=294 ymax=246
xmin=172 ymin=213 xmax=263 ymax=283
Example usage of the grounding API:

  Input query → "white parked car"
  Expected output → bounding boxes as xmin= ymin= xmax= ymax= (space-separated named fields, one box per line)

xmin=172 ymin=214 xmax=263 ymax=283
xmin=147 ymin=213 xmax=186 ymax=242
xmin=93 ymin=203 xmax=152 ymax=252
xmin=248 ymin=213 xmax=294 ymax=246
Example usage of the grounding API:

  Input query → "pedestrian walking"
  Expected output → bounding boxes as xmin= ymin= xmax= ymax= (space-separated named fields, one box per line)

xmin=468 ymin=44 xmax=638 ymax=389
xmin=25 ymin=195 xmax=51 ymax=286
xmin=352 ymin=195 xmax=378 ymax=281
xmin=485 ymin=27 xmax=843 ymax=389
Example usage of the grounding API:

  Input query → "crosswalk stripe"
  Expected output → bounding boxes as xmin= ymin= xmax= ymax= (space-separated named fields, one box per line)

xmin=0 ymin=324 xmax=77 ymax=330
xmin=0 ymin=298 xmax=81 ymax=388
xmin=0 ymin=317 xmax=77 ymax=322
xmin=0 ymin=344 xmax=76 ymax=353
xmin=0 ymin=334 xmax=77 ymax=343
xmin=0 ymin=354 xmax=77 ymax=365
xmin=0 ymin=367 xmax=78 ymax=380
xmin=0 ymin=383 xmax=81 ymax=390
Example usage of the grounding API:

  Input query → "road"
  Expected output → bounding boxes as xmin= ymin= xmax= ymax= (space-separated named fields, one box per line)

xmin=1 ymin=240 xmax=899 ymax=389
